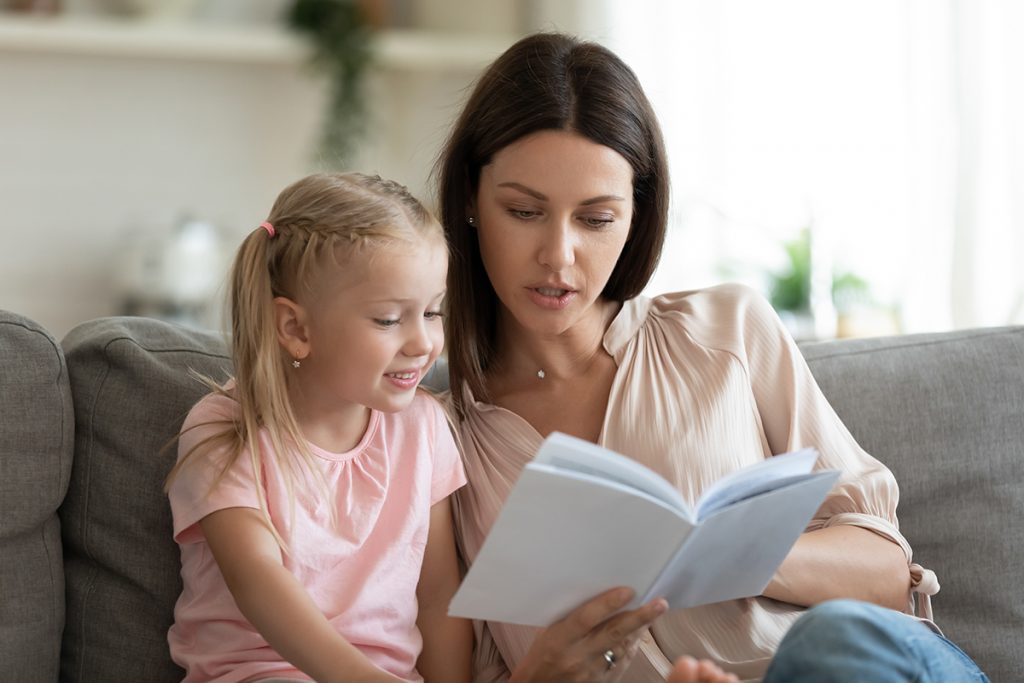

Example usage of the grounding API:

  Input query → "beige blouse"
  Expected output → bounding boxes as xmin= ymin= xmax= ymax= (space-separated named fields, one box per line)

xmin=449 ymin=284 xmax=938 ymax=683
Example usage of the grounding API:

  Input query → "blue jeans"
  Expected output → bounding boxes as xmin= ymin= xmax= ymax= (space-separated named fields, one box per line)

xmin=764 ymin=599 xmax=989 ymax=682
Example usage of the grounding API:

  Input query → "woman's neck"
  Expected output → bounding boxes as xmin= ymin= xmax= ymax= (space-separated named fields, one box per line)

xmin=490 ymin=298 xmax=621 ymax=386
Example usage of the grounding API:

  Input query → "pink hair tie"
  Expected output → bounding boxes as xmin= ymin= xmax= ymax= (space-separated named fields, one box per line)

xmin=260 ymin=221 xmax=276 ymax=237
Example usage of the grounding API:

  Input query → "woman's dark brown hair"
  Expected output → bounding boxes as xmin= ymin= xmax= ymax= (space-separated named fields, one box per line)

xmin=435 ymin=32 xmax=670 ymax=413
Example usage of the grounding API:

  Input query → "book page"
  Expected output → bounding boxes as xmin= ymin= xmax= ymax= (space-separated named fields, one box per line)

xmin=647 ymin=470 xmax=840 ymax=607
xmin=695 ymin=447 xmax=818 ymax=520
xmin=448 ymin=462 xmax=694 ymax=626
xmin=533 ymin=432 xmax=692 ymax=519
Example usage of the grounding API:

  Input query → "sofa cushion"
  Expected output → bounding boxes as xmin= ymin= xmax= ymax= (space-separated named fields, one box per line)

xmin=801 ymin=325 xmax=1024 ymax=683
xmin=60 ymin=316 xmax=231 ymax=682
xmin=0 ymin=310 xmax=73 ymax=683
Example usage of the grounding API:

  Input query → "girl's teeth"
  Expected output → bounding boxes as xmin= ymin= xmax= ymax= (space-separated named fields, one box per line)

xmin=390 ymin=372 xmax=415 ymax=379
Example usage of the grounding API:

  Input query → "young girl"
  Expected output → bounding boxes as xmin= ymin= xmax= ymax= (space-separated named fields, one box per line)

xmin=165 ymin=172 xmax=471 ymax=683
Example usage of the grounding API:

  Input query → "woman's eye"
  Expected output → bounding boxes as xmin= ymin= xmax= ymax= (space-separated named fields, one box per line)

xmin=508 ymin=208 xmax=538 ymax=220
xmin=374 ymin=318 xmax=400 ymax=328
xmin=581 ymin=216 xmax=614 ymax=228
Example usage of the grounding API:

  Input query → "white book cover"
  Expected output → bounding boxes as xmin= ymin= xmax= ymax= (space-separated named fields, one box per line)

xmin=448 ymin=432 xmax=840 ymax=627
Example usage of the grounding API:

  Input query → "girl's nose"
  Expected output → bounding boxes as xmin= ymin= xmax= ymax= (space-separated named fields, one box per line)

xmin=403 ymin=319 xmax=433 ymax=358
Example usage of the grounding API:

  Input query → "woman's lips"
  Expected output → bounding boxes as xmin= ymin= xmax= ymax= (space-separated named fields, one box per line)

xmin=528 ymin=286 xmax=576 ymax=310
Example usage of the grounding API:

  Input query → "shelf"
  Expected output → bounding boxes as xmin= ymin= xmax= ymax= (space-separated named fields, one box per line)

xmin=375 ymin=29 xmax=513 ymax=71
xmin=0 ymin=14 xmax=515 ymax=70
xmin=0 ymin=14 xmax=304 ymax=63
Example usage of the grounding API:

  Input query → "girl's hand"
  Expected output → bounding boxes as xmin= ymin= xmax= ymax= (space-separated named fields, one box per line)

xmin=510 ymin=587 xmax=668 ymax=683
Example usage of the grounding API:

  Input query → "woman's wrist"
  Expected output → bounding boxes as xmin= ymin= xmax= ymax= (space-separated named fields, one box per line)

xmin=508 ymin=653 xmax=542 ymax=683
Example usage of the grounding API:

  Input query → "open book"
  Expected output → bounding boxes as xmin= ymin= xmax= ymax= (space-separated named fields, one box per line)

xmin=448 ymin=432 xmax=840 ymax=627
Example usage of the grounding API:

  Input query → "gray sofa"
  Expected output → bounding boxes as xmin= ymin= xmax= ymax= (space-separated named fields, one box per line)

xmin=1 ymin=309 xmax=1021 ymax=682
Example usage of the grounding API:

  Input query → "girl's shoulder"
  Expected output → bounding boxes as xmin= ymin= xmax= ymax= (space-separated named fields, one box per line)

xmin=181 ymin=388 xmax=240 ymax=432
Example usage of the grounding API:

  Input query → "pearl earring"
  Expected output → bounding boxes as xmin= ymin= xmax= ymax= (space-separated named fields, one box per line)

xmin=467 ymin=216 xmax=476 ymax=226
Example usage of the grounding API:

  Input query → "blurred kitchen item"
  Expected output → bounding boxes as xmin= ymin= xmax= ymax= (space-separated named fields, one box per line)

xmin=116 ymin=215 xmax=227 ymax=328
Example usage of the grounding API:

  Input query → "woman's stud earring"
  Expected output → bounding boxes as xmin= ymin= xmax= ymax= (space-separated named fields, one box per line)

xmin=467 ymin=216 xmax=476 ymax=226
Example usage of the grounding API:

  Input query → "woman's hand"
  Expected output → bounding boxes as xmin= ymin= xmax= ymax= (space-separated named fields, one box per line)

xmin=509 ymin=587 xmax=668 ymax=683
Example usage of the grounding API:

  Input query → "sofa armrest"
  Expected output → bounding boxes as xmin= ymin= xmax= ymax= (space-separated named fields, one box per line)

xmin=0 ymin=310 xmax=73 ymax=682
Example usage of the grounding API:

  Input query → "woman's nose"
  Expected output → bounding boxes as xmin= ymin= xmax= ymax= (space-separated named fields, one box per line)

xmin=537 ymin=218 xmax=575 ymax=270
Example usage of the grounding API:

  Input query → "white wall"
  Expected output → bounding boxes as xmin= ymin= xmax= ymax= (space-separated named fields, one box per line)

xmin=0 ymin=30 xmax=325 ymax=337
xmin=0 ymin=12 xmax=514 ymax=339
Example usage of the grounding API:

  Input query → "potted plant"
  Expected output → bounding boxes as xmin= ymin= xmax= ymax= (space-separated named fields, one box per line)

xmin=767 ymin=227 xmax=874 ymax=340
xmin=287 ymin=0 xmax=374 ymax=167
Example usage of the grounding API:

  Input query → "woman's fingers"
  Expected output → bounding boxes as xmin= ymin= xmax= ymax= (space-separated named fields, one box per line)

xmin=668 ymin=656 xmax=742 ymax=683
xmin=595 ymin=596 xmax=667 ymax=647
xmin=515 ymin=589 xmax=668 ymax=682
xmin=559 ymin=587 xmax=637 ymax=638
xmin=594 ymin=598 xmax=667 ymax=681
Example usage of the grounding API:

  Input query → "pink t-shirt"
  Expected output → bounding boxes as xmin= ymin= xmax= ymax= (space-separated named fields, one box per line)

xmin=167 ymin=390 xmax=466 ymax=683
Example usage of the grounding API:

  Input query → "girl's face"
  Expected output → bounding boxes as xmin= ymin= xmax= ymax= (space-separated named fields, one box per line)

xmin=474 ymin=129 xmax=634 ymax=339
xmin=291 ymin=234 xmax=448 ymax=422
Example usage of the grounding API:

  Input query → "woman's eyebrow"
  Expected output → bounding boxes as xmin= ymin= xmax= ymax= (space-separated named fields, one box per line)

xmin=497 ymin=182 xmax=626 ymax=206
xmin=497 ymin=181 xmax=546 ymax=200
xmin=580 ymin=195 xmax=627 ymax=206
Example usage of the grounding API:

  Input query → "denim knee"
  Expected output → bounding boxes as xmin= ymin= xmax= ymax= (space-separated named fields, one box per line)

xmin=764 ymin=599 xmax=989 ymax=683
xmin=787 ymin=598 xmax=892 ymax=639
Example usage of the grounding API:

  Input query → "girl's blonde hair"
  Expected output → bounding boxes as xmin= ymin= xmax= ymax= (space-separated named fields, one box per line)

xmin=166 ymin=172 xmax=444 ymax=546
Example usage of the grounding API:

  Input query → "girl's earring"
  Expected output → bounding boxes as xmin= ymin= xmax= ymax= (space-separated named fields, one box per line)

xmin=292 ymin=358 xmax=301 ymax=369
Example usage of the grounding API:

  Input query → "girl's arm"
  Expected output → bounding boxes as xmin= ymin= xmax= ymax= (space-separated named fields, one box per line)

xmin=200 ymin=507 xmax=402 ymax=683
xmin=416 ymin=496 xmax=473 ymax=683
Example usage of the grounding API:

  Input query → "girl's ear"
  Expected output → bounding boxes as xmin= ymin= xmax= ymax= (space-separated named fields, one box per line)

xmin=273 ymin=296 xmax=310 ymax=361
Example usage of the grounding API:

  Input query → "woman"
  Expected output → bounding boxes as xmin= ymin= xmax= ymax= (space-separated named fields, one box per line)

xmin=436 ymin=32 xmax=987 ymax=683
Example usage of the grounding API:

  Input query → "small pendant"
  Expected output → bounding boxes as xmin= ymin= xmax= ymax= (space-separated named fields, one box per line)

xmin=537 ymin=369 xmax=546 ymax=379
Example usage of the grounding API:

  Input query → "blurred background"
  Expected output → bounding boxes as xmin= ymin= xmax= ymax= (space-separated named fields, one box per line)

xmin=2 ymin=0 xmax=1022 ymax=342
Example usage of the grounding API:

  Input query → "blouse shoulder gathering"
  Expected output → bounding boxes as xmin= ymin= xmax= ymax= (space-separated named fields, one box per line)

xmin=603 ymin=282 xmax=782 ymax=361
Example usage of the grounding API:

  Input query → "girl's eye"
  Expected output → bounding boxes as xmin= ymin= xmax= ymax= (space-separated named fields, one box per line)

xmin=374 ymin=318 xmax=400 ymax=328
xmin=425 ymin=311 xmax=444 ymax=321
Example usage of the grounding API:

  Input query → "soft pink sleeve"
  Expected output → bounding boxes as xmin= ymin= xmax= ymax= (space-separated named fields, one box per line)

xmin=167 ymin=394 xmax=261 ymax=544
xmin=427 ymin=395 xmax=467 ymax=505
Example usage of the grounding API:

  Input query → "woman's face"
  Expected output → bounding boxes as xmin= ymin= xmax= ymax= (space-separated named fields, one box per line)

xmin=474 ymin=130 xmax=634 ymax=338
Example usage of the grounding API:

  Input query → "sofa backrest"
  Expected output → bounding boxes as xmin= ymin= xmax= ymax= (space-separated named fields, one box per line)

xmin=801 ymin=326 xmax=1024 ymax=682
xmin=0 ymin=310 xmax=73 ymax=682
xmin=48 ymin=315 xmax=1022 ymax=682
xmin=60 ymin=316 xmax=231 ymax=682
